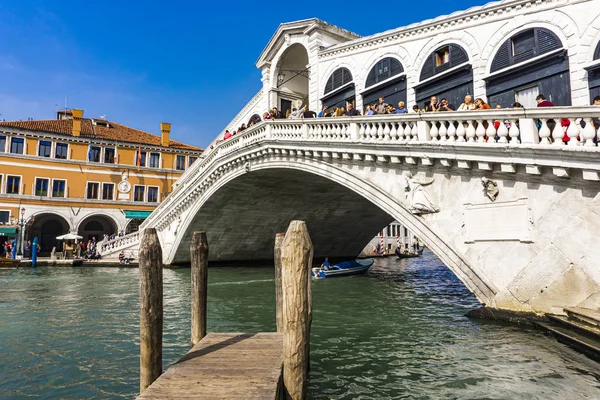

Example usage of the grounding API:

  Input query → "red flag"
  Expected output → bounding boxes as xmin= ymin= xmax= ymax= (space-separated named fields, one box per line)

xmin=137 ymin=144 xmax=141 ymax=170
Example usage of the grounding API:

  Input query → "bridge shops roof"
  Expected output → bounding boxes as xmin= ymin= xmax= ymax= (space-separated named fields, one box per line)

xmin=0 ymin=118 xmax=203 ymax=152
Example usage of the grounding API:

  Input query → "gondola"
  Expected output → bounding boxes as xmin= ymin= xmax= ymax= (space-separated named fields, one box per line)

xmin=395 ymin=248 xmax=423 ymax=259
xmin=311 ymin=259 xmax=374 ymax=279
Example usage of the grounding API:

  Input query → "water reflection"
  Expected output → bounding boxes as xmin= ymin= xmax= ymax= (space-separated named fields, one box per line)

xmin=0 ymin=252 xmax=598 ymax=399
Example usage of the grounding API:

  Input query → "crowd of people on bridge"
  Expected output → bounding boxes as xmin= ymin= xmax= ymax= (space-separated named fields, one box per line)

xmin=218 ymin=94 xmax=600 ymax=145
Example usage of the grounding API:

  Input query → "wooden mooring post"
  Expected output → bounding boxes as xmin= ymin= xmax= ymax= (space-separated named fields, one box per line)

xmin=274 ymin=232 xmax=285 ymax=333
xmin=191 ymin=231 xmax=209 ymax=346
xmin=139 ymin=228 xmax=163 ymax=394
xmin=281 ymin=220 xmax=313 ymax=399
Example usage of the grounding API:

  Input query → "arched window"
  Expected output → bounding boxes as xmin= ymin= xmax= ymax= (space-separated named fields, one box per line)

xmin=420 ymin=44 xmax=469 ymax=81
xmin=587 ymin=41 xmax=600 ymax=103
xmin=324 ymin=68 xmax=353 ymax=94
xmin=365 ymin=58 xmax=404 ymax=88
xmin=490 ymin=28 xmax=562 ymax=73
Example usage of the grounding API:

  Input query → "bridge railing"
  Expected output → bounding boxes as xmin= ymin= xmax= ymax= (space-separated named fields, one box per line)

xmin=140 ymin=106 xmax=600 ymax=233
xmin=98 ymin=231 xmax=141 ymax=257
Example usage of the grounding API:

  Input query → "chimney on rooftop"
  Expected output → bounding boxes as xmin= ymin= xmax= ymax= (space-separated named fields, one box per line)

xmin=160 ymin=122 xmax=171 ymax=147
xmin=72 ymin=109 xmax=84 ymax=137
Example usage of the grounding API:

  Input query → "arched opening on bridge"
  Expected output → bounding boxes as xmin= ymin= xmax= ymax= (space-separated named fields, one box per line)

xmin=77 ymin=215 xmax=118 ymax=243
xmin=28 ymin=213 xmax=70 ymax=255
xmin=362 ymin=57 xmax=406 ymax=111
xmin=125 ymin=218 xmax=144 ymax=235
xmin=274 ymin=43 xmax=309 ymax=118
xmin=587 ymin=41 xmax=600 ymax=103
xmin=415 ymin=44 xmax=473 ymax=110
xmin=485 ymin=27 xmax=570 ymax=107
xmin=177 ymin=168 xmax=394 ymax=264
xmin=321 ymin=68 xmax=355 ymax=111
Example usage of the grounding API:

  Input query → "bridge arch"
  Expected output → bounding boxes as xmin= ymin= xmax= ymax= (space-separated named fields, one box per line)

xmin=165 ymin=156 xmax=498 ymax=306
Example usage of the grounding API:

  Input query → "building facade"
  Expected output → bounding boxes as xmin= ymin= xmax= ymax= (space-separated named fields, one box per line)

xmin=360 ymin=221 xmax=420 ymax=257
xmin=0 ymin=109 xmax=202 ymax=255
xmin=218 ymin=0 xmax=600 ymax=141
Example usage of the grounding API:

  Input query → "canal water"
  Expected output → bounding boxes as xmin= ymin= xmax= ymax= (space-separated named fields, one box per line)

xmin=1 ymin=252 xmax=599 ymax=399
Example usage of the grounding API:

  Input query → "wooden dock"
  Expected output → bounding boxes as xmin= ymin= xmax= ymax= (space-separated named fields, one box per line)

xmin=137 ymin=332 xmax=284 ymax=400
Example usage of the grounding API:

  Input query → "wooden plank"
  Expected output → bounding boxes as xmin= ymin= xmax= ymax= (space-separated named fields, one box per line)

xmin=137 ymin=332 xmax=283 ymax=400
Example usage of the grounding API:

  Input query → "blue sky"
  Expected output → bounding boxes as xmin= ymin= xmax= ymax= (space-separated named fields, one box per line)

xmin=0 ymin=0 xmax=488 ymax=148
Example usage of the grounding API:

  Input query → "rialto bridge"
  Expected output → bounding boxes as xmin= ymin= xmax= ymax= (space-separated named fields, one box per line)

xmin=101 ymin=108 xmax=600 ymax=315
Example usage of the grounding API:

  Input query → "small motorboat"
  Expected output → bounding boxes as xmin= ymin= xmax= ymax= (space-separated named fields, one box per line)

xmin=395 ymin=248 xmax=423 ymax=259
xmin=311 ymin=259 xmax=374 ymax=279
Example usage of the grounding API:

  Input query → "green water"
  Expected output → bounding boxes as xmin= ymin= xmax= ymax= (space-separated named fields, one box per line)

xmin=1 ymin=252 xmax=599 ymax=399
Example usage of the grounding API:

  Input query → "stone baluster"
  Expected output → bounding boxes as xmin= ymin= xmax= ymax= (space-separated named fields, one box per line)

xmin=456 ymin=121 xmax=466 ymax=142
xmin=376 ymin=122 xmax=384 ymax=141
xmin=475 ymin=120 xmax=486 ymax=143
xmin=447 ymin=122 xmax=456 ymax=142
xmin=582 ymin=118 xmax=596 ymax=147
xmin=402 ymin=123 xmax=410 ymax=141
xmin=411 ymin=122 xmax=418 ymax=141
xmin=552 ymin=119 xmax=564 ymax=145
xmin=369 ymin=122 xmax=377 ymax=140
xmin=465 ymin=120 xmax=476 ymax=142
xmin=383 ymin=121 xmax=391 ymax=140
xmin=438 ymin=122 xmax=447 ymax=141
xmin=566 ymin=118 xmax=580 ymax=146
xmin=496 ymin=120 xmax=509 ymax=143
xmin=508 ymin=120 xmax=520 ymax=144
xmin=538 ymin=119 xmax=551 ymax=144
xmin=390 ymin=122 xmax=398 ymax=141
xmin=359 ymin=123 xmax=366 ymax=140
xmin=485 ymin=120 xmax=496 ymax=143
xmin=308 ymin=125 xmax=314 ymax=139
xmin=430 ymin=122 xmax=439 ymax=141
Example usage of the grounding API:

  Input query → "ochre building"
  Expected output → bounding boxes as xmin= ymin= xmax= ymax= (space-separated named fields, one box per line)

xmin=0 ymin=109 xmax=203 ymax=254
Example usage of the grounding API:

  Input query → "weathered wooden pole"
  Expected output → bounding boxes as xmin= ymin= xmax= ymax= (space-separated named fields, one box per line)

xmin=274 ymin=232 xmax=285 ymax=333
xmin=281 ymin=221 xmax=313 ymax=400
xmin=191 ymin=231 xmax=209 ymax=346
xmin=139 ymin=228 xmax=163 ymax=394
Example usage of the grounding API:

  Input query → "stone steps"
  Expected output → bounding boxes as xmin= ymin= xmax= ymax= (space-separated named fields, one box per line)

xmin=564 ymin=307 xmax=600 ymax=329
xmin=536 ymin=307 xmax=600 ymax=361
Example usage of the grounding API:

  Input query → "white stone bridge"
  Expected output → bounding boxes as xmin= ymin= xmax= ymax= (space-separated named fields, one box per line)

xmin=101 ymin=108 xmax=600 ymax=314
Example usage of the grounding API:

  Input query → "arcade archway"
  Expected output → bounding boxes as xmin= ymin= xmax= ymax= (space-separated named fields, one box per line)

xmin=274 ymin=43 xmax=310 ymax=117
xmin=28 ymin=213 xmax=70 ymax=255
xmin=77 ymin=215 xmax=118 ymax=243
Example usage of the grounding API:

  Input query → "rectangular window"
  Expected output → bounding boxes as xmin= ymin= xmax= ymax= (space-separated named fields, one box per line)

xmin=0 ymin=210 xmax=9 ymax=224
xmin=10 ymin=137 xmax=24 ymax=154
xmin=188 ymin=156 xmax=198 ymax=167
xmin=136 ymin=151 xmax=147 ymax=167
xmin=512 ymin=30 xmax=535 ymax=56
xmin=89 ymin=146 xmax=101 ymax=162
xmin=104 ymin=148 xmax=115 ymax=164
xmin=38 ymin=140 xmax=52 ymax=157
xmin=387 ymin=226 xmax=391 ymax=237
xmin=35 ymin=178 xmax=49 ymax=196
xmin=176 ymin=155 xmax=186 ymax=170
xmin=147 ymin=186 xmax=159 ymax=203
xmin=52 ymin=180 xmax=66 ymax=198
xmin=0 ymin=136 xmax=6 ymax=152
xmin=6 ymin=176 xmax=20 ymax=194
xmin=86 ymin=182 xmax=100 ymax=199
xmin=55 ymin=143 xmax=68 ymax=159
xmin=102 ymin=183 xmax=114 ymax=200
xmin=435 ymin=47 xmax=450 ymax=67
xmin=149 ymin=152 xmax=160 ymax=168
xmin=134 ymin=186 xmax=145 ymax=202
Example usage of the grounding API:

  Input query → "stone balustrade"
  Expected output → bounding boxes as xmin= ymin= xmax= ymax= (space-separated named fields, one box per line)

xmin=98 ymin=231 xmax=140 ymax=257
xmin=100 ymin=106 xmax=600 ymax=259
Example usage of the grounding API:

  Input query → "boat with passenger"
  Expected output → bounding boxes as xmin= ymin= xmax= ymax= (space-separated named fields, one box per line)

xmin=395 ymin=248 xmax=423 ymax=259
xmin=311 ymin=259 xmax=374 ymax=279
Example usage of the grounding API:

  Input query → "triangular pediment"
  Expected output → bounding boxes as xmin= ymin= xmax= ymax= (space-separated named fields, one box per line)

xmin=255 ymin=18 xmax=360 ymax=69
